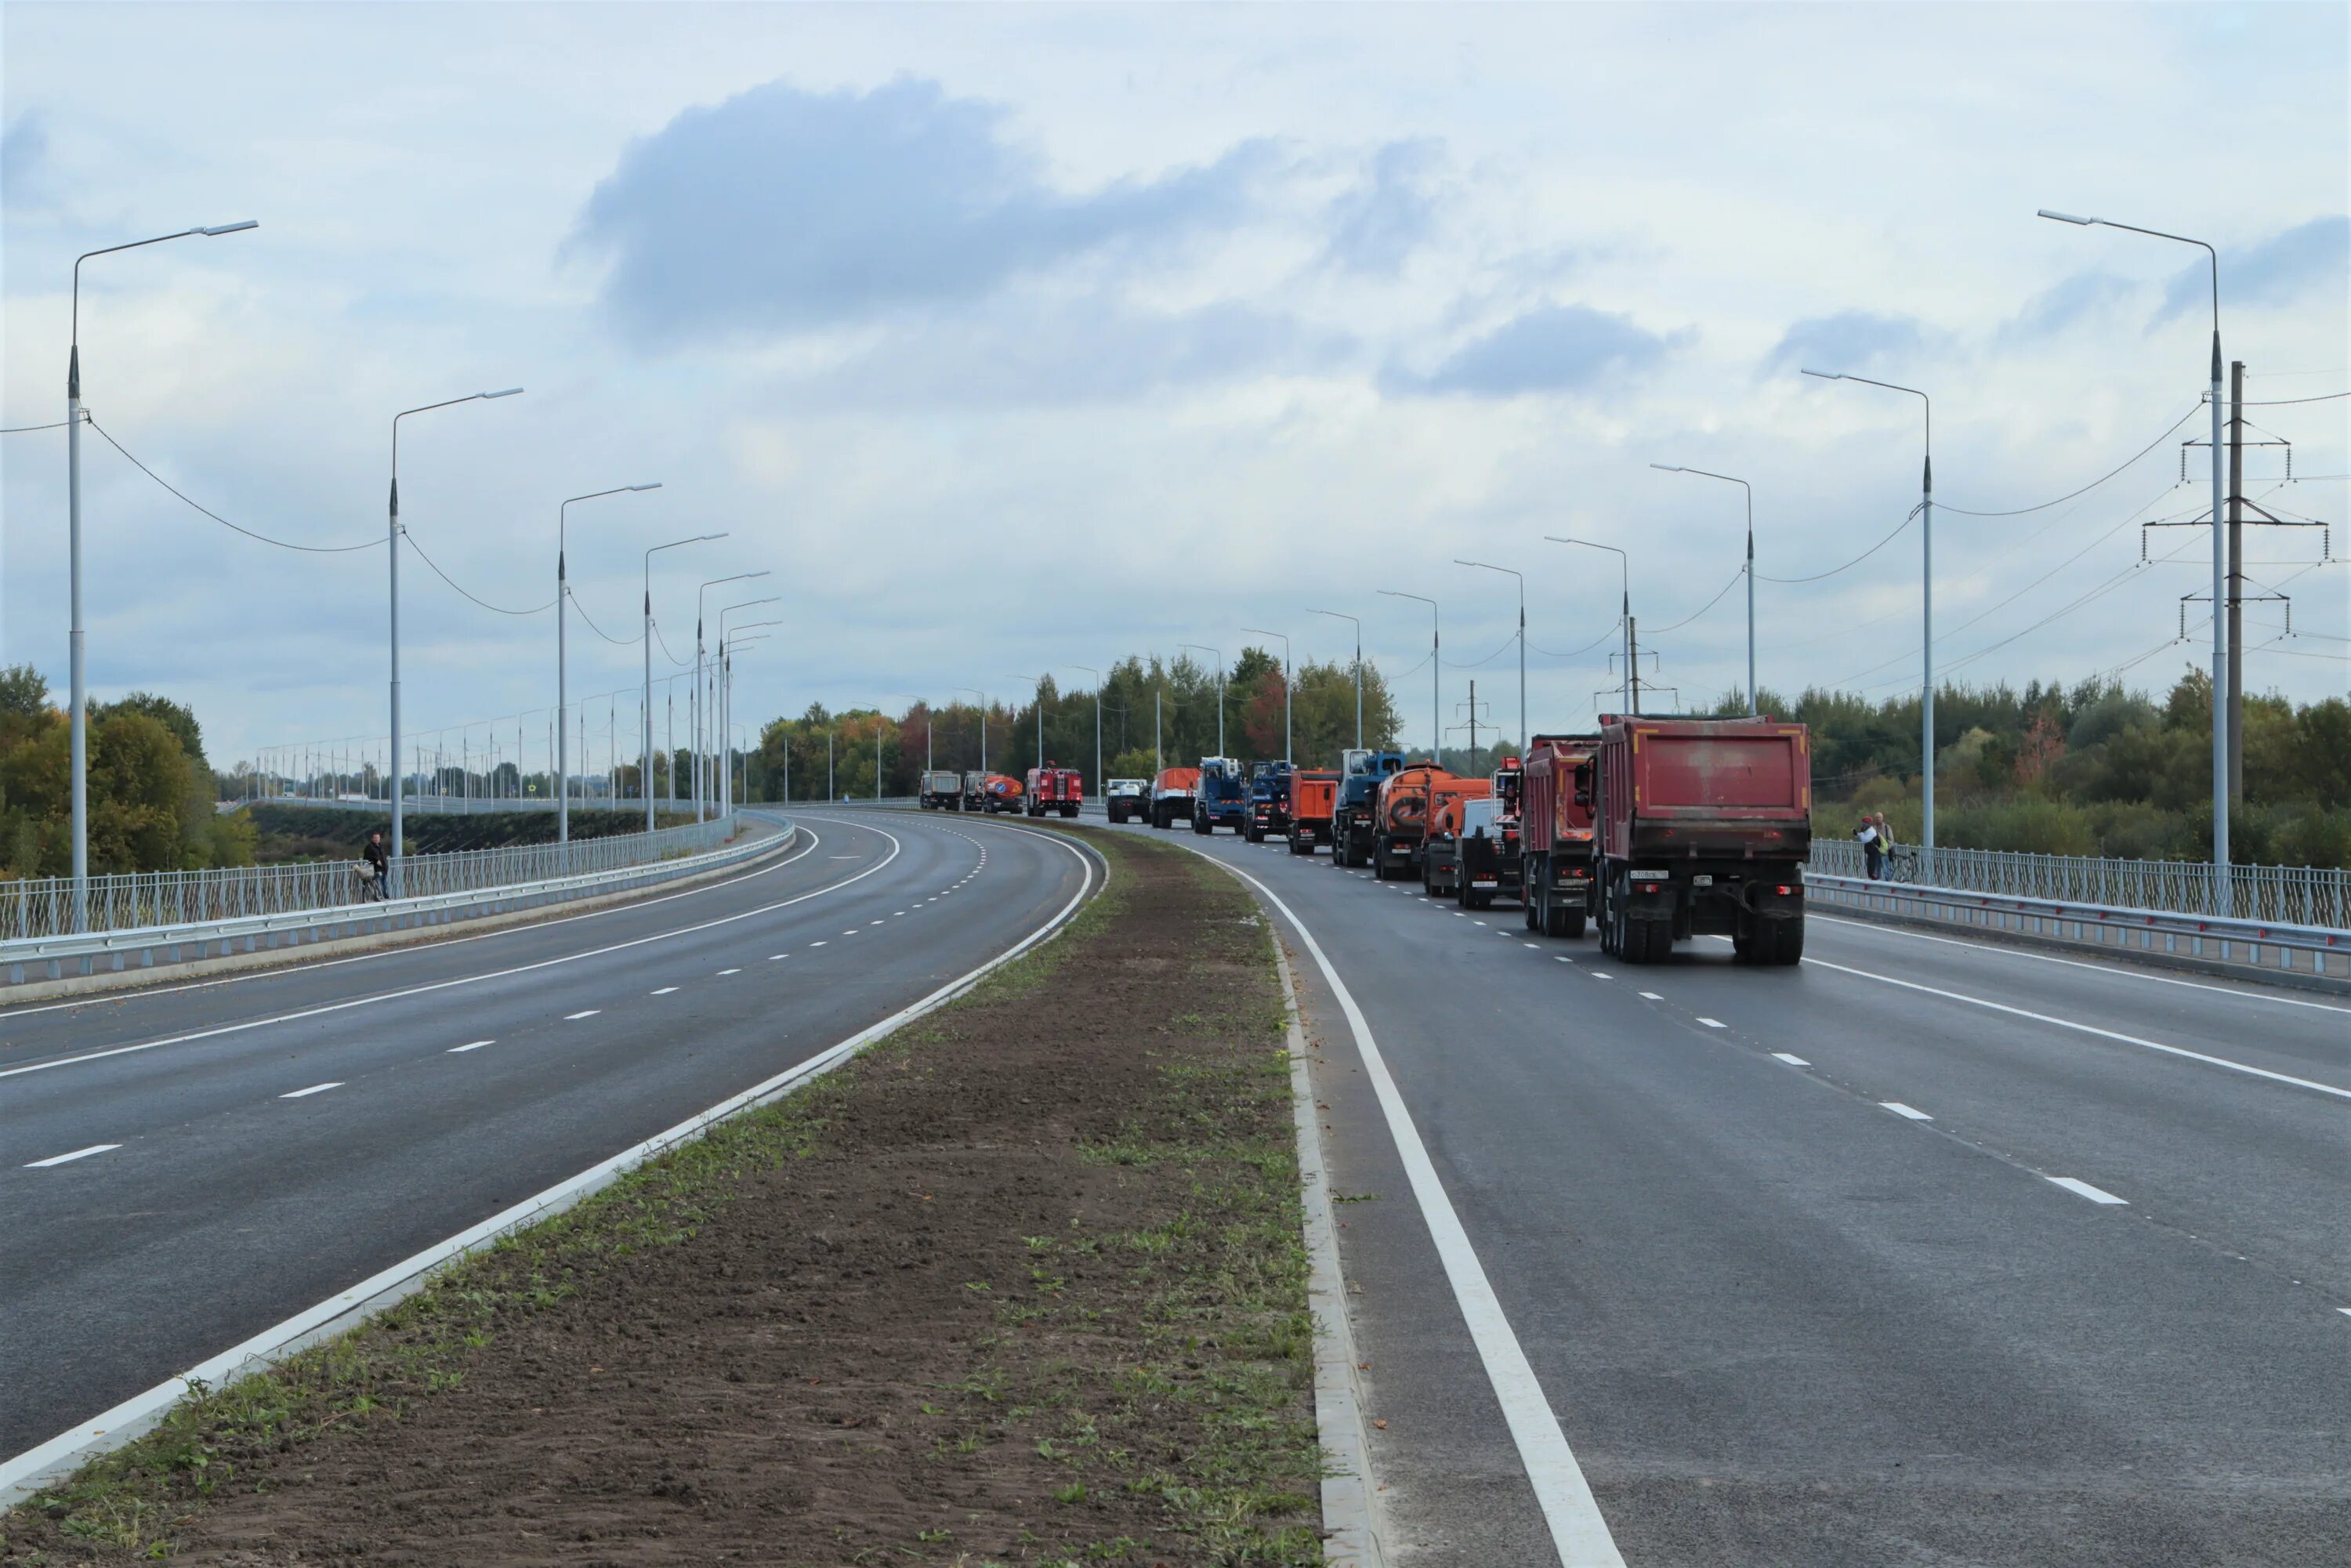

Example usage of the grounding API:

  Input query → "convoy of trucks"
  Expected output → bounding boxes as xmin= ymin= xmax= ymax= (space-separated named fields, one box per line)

xmin=1244 ymin=762 xmax=1294 ymax=842
xmin=1149 ymin=766 xmax=1200 ymax=829
xmin=1331 ymin=750 xmax=1406 ymax=867
xmin=1105 ymin=778 xmax=1150 ymax=824
xmin=1193 ymin=758 xmax=1248 ymax=835
xmin=1024 ymin=763 xmax=1085 ymax=820
xmin=1286 ymin=770 xmax=1339 ymax=856
xmin=920 ymin=770 xmax=964 ymax=810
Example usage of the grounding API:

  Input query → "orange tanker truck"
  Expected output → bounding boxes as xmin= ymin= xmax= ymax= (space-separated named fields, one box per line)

xmin=1371 ymin=765 xmax=1490 ymax=880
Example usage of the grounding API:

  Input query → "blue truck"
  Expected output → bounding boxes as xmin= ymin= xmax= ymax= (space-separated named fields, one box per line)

xmin=1244 ymin=761 xmax=1295 ymax=842
xmin=1192 ymin=757 xmax=1249 ymax=835
xmin=1329 ymin=748 xmax=1407 ymax=867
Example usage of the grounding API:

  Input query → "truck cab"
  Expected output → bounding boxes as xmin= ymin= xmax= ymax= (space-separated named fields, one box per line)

xmin=1105 ymin=778 xmax=1149 ymax=824
xmin=1330 ymin=749 xmax=1406 ymax=867
xmin=1244 ymin=761 xmax=1294 ymax=842
xmin=1193 ymin=758 xmax=1248 ymax=835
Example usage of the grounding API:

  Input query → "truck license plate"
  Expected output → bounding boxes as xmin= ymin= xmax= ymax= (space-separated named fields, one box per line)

xmin=1473 ymin=877 xmax=1497 ymax=886
xmin=1694 ymin=875 xmax=1714 ymax=887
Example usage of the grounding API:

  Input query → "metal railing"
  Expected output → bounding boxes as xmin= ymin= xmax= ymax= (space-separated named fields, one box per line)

xmin=1808 ymin=840 xmax=2351 ymax=931
xmin=0 ymin=816 xmax=740 ymax=942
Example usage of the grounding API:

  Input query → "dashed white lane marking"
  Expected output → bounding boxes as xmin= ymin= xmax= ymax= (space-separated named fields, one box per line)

xmin=2338 ymin=1308 xmax=2351 ymax=1320
xmin=650 ymin=987 xmax=679 ymax=995
xmin=1638 ymin=991 xmax=1663 ymax=1001
xmin=447 ymin=1040 xmax=494 ymax=1052
xmin=810 ymin=940 xmax=828 ymax=947
xmin=1525 ymin=943 xmax=1542 ymax=949
xmin=767 ymin=954 xmax=788 ymax=961
xmin=2045 ymin=1176 xmax=2128 ymax=1205
xmin=716 ymin=968 xmax=741 ymax=976
xmin=1802 ymin=955 xmax=2351 ymax=1103
xmin=1880 ymin=1102 xmax=1933 ymax=1121
xmin=281 ymin=1082 xmax=342 ymax=1099
xmin=563 ymin=1010 xmax=601 ymax=1021
xmin=1699 ymin=1018 xmax=1728 ymax=1029
xmin=844 ymin=929 xmax=861 ymax=937
xmin=868 ymin=919 xmax=885 ymax=926
xmin=1590 ymin=972 xmax=1613 ymax=980
xmin=1770 ymin=1052 xmax=1809 ymax=1065
xmin=1556 ymin=955 xmax=1574 ymax=963
xmin=24 ymin=1144 xmax=120 ymax=1168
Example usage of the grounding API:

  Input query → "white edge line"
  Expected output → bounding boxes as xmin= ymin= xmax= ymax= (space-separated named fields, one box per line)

xmin=1800 ymin=954 xmax=2351 ymax=1103
xmin=0 ymin=817 xmax=1105 ymax=1507
xmin=1176 ymin=843 xmax=1625 ymax=1566
xmin=2045 ymin=1175 xmax=2128 ymax=1205
xmin=24 ymin=1144 xmax=121 ymax=1168
xmin=1274 ymin=933 xmax=1388 ymax=1566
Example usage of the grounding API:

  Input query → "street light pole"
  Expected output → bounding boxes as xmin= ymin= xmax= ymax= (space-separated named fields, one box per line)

xmin=716 ymin=607 xmax=781 ymax=816
xmin=388 ymin=386 xmax=523 ymax=895
xmin=645 ymin=532 xmax=724 ymax=831
xmin=1541 ymin=538 xmax=1630 ymax=715
xmin=1241 ymin=630 xmax=1291 ymax=763
xmin=1453 ymin=563 xmax=1525 ymax=756
xmin=66 ymin=220 xmax=259 ymax=927
xmin=1063 ymin=667 xmax=1100 ymax=790
xmin=1378 ymin=591 xmax=1439 ymax=763
xmin=1181 ymin=645 xmax=1225 ymax=756
xmin=2038 ymin=208 xmax=2228 ymax=908
xmin=1799 ymin=371 xmax=1933 ymax=876
xmin=1308 ymin=610 xmax=1363 ymax=750
xmin=556 ymin=484 xmax=661 ymax=851
xmin=696 ymin=572 xmax=769 ymax=822
xmin=1647 ymin=467 xmax=1755 ymax=715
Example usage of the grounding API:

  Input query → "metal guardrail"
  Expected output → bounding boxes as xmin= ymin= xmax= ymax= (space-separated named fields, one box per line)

xmin=227 ymin=795 xmax=712 ymax=816
xmin=1806 ymin=871 xmax=2350 ymax=980
xmin=0 ymin=816 xmax=741 ymax=943
xmin=0 ymin=814 xmax=786 ymax=989
xmin=1808 ymin=840 xmax=2351 ymax=930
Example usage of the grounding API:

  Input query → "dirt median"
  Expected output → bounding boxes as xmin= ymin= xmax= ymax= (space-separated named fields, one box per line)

xmin=5 ymin=829 xmax=1323 ymax=1566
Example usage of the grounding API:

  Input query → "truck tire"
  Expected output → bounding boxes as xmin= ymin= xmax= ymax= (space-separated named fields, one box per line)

xmin=1558 ymin=910 xmax=1586 ymax=940
xmin=1193 ymin=812 xmax=1210 ymax=835
xmin=1625 ymin=916 xmax=1671 ymax=964
xmin=1756 ymin=914 xmax=1805 ymax=965
xmin=1063 ymin=805 xmax=1078 ymax=820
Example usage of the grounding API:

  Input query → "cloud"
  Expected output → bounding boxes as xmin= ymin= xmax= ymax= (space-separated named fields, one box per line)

xmin=570 ymin=76 xmax=1281 ymax=345
xmin=2154 ymin=215 xmax=2348 ymax=326
xmin=1396 ymin=303 xmax=1684 ymax=397
xmin=2 ymin=111 xmax=48 ymax=208
xmin=1998 ymin=270 xmax=2134 ymax=345
xmin=1323 ymin=139 xmax=1444 ymax=275
xmin=1759 ymin=310 xmax=1923 ymax=378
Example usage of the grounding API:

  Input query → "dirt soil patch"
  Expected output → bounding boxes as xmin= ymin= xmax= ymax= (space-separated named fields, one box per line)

xmin=5 ymin=829 xmax=1321 ymax=1566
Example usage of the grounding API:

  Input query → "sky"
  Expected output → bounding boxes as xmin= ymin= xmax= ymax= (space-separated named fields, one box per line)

xmin=2 ymin=1 xmax=2345 ymax=772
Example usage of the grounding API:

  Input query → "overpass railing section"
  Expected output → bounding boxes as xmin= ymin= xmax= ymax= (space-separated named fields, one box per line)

xmin=0 ymin=816 xmax=739 ymax=942
xmin=1807 ymin=840 xmax=2350 ymax=931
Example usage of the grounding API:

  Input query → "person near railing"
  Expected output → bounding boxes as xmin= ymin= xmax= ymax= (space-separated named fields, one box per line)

xmin=1857 ymin=814 xmax=1885 ymax=882
xmin=361 ymin=830 xmax=389 ymax=902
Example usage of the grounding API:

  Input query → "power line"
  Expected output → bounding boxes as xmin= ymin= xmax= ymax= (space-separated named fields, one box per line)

xmin=87 ymin=417 xmax=381 ymax=553
xmin=1646 ymin=567 xmax=1745 ymax=634
xmin=404 ymin=534 xmax=553 ymax=617
xmin=1935 ymin=403 xmax=2202 ymax=517
xmin=0 ymin=418 xmax=77 ymax=434
xmin=1755 ymin=506 xmax=1917 ymax=583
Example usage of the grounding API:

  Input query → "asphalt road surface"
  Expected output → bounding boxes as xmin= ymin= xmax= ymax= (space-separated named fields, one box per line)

xmin=1 ymin=811 xmax=1089 ymax=1461
xmin=1100 ymin=814 xmax=2350 ymax=1567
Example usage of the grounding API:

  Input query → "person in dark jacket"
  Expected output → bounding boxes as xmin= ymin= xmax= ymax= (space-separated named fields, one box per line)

xmin=363 ymin=831 xmax=389 ymax=900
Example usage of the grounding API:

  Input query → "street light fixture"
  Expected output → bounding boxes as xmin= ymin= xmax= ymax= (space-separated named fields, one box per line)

xmin=1241 ymin=629 xmax=1291 ymax=764
xmin=1378 ymin=591 xmax=1439 ymax=763
xmin=556 ymin=483 xmax=661 ymax=848
xmin=2038 ymin=208 xmax=2230 ymax=907
xmin=1799 ymin=369 xmax=1933 ymax=875
xmin=386 ymin=386 xmax=523 ymax=894
xmin=644 ymin=532 xmax=724 ymax=827
xmin=65 ymin=219 xmax=259 ymax=927
xmin=1648 ymin=466 xmax=1756 ymax=715
xmin=1063 ymin=667 xmax=1102 ymax=792
xmin=1308 ymin=610 xmax=1363 ymax=750
xmin=696 ymin=572 xmax=769 ymax=820
xmin=1453 ymin=562 xmax=1525 ymax=757
xmin=1541 ymin=538 xmax=1632 ymax=715
xmin=1181 ymin=645 xmax=1225 ymax=756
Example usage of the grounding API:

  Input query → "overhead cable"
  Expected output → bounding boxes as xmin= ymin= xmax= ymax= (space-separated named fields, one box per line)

xmin=88 ymin=417 xmax=380 ymax=553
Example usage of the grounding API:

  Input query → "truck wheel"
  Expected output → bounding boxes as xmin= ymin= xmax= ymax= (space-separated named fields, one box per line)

xmin=1063 ymin=805 xmax=1077 ymax=820
xmin=1561 ymin=911 xmax=1586 ymax=940
xmin=1193 ymin=813 xmax=1209 ymax=835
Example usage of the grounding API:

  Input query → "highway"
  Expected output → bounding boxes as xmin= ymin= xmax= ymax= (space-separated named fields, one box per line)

xmin=0 ymin=811 xmax=1089 ymax=1461
xmin=1100 ymin=817 xmax=2351 ymax=1566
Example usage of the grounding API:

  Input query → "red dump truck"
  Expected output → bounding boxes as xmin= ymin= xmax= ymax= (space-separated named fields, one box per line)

xmin=1286 ymin=770 xmax=1339 ymax=855
xmin=1025 ymin=763 xmax=1084 ymax=820
xmin=1150 ymin=766 xmax=1200 ymax=830
xmin=1588 ymin=714 xmax=1812 ymax=965
xmin=1520 ymin=733 xmax=1599 ymax=938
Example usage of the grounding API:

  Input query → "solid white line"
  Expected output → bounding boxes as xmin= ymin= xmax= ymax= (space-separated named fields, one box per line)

xmin=2045 ymin=1175 xmax=2128 ymax=1205
xmin=3 ymin=820 xmax=900 ymax=1084
xmin=563 ymin=1010 xmax=600 ymax=1021
xmin=715 ymin=968 xmax=741 ymax=976
xmin=280 ymin=1082 xmax=342 ymax=1099
xmin=446 ymin=1041 xmax=493 ymax=1053
xmin=1801 ymin=955 xmax=2351 ymax=1103
xmin=1770 ymin=1052 xmax=1808 ymax=1065
xmin=0 ymin=820 xmax=1107 ymax=1509
xmin=1183 ymin=853 xmax=1626 ymax=1566
xmin=1880 ymin=1101 xmax=1933 ymax=1121
xmin=1809 ymin=911 xmax=2351 ymax=1015
xmin=24 ymin=1144 xmax=120 ymax=1168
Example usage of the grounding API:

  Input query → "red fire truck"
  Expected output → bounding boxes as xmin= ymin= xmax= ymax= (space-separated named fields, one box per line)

xmin=1024 ymin=762 xmax=1085 ymax=820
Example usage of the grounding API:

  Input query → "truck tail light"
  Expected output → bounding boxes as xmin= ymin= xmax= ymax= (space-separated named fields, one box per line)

xmin=1776 ymin=884 xmax=1792 ymax=896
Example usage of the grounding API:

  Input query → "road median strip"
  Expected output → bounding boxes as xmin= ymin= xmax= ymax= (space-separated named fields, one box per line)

xmin=2 ymin=829 xmax=1327 ymax=1565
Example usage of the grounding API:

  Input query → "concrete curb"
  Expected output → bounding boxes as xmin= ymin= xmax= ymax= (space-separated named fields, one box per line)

xmin=1275 ymin=937 xmax=1391 ymax=1568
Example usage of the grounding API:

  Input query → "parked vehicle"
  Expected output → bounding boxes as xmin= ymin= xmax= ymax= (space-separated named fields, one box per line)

xmin=1330 ymin=749 xmax=1406 ymax=867
xmin=1024 ymin=763 xmax=1085 ymax=820
xmin=1193 ymin=758 xmax=1248 ymax=835
xmin=920 ymin=770 xmax=963 ymax=810
xmin=1371 ymin=765 xmax=1486 ymax=879
xmin=1286 ymin=770 xmax=1339 ymax=856
xmin=1105 ymin=778 xmax=1150 ymax=824
xmin=1520 ymin=733 xmax=1599 ymax=938
xmin=1244 ymin=761 xmax=1295 ymax=842
xmin=980 ymin=773 xmax=1026 ymax=814
xmin=1587 ymin=714 xmax=1812 ymax=965
xmin=1150 ymin=766 xmax=1200 ymax=829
